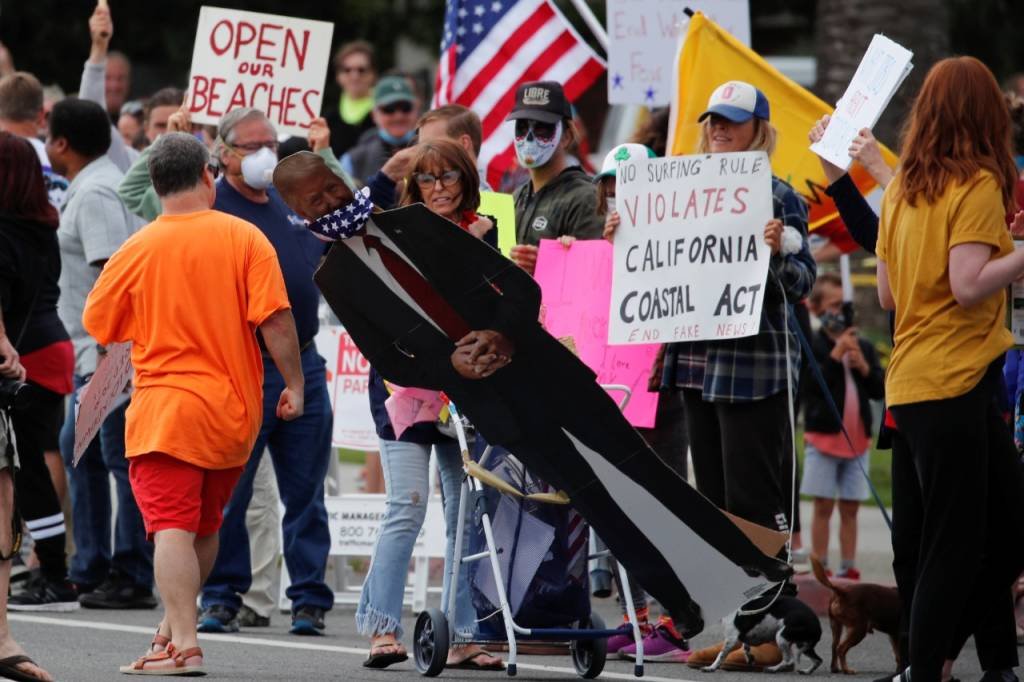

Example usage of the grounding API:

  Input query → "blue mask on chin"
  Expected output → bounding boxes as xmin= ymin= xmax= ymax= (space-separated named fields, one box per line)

xmin=378 ymin=129 xmax=415 ymax=146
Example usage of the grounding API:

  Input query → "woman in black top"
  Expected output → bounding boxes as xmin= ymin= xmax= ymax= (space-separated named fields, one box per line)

xmin=0 ymin=131 xmax=62 ymax=681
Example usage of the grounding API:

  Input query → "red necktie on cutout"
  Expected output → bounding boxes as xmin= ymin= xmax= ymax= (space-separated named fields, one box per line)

xmin=362 ymin=233 xmax=472 ymax=341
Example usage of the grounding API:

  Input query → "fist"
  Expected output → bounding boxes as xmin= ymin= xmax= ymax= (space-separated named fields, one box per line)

xmin=509 ymin=244 xmax=539 ymax=275
xmin=764 ymin=219 xmax=783 ymax=255
xmin=307 ymin=117 xmax=331 ymax=152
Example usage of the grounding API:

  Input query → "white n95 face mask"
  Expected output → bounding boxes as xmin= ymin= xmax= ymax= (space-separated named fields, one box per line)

xmin=514 ymin=120 xmax=562 ymax=169
xmin=606 ymin=196 xmax=616 ymax=214
xmin=240 ymin=146 xmax=277 ymax=190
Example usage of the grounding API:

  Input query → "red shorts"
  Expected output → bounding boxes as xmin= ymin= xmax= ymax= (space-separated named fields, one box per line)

xmin=128 ymin=452 xmax=243 ymax=540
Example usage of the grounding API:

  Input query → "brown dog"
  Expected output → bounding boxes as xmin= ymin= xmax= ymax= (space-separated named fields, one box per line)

xmin=809 ymin=555 xmax=903 ymax=674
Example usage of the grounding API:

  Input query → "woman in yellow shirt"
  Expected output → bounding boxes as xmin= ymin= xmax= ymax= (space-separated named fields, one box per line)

xmin=877 ymin=56 xmax=1024 ymax=682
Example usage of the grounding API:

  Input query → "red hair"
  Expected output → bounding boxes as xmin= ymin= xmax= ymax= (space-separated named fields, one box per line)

xmin=897 ymin=56 xmax=1018 ymax=209
xmin=0 ymin=131 xmax=58 ymax=228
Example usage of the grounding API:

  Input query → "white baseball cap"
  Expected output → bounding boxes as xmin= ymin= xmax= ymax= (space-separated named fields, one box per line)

xmin=698 ymin=81 xmax=770 ymax=123
xmin=593 ymin=143 xmax=656 ymax=182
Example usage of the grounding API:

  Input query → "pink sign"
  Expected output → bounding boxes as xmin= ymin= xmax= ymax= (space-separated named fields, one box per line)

xmin=534 ymin=239 xmax=660 ymax=428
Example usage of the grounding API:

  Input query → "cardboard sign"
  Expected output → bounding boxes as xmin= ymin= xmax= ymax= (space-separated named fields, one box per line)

xmin=186 ymin=7 xmax=334 ymax=137
xmin=73 ymin=342 xmax=132 ymax=466
xmin=609 ymin=152 xmax=773 ymax=345
xmin=810 ymin=34 xmax=913 ymax=171
xmin=479 ymin=191 xmax=517 ymax=256
xmin=606 ymin=0 xmax=749 ymax=106
xmin=314 ymin=326 xmax=378 ymax=451
xmin=534 ymin=239 xmax=660 ymax=427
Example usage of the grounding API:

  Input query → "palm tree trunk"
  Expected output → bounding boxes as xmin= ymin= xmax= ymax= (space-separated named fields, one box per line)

xmin=815 ymin=0 xmax=949 ymax=151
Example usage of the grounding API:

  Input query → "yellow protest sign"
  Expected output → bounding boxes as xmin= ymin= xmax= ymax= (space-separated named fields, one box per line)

xmin=669 ymin=11 xmax=899 ymax=230
xmin=479 ymin=191 xmax=517 ymax=256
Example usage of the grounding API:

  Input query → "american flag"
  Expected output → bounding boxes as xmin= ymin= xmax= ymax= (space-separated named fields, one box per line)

xmin=433 ymin=0 xmax=606 ymax=190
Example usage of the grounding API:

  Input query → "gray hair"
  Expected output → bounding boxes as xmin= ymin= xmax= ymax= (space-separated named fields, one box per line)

xmin=148 ymin=132 xmax=209 ymax=197
xmin=213 ymin=107 xmax=275 ymax=162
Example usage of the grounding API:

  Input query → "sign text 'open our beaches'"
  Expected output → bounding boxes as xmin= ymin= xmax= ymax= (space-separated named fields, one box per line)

xmin=609 ymin=151 xmax=773 ymax=345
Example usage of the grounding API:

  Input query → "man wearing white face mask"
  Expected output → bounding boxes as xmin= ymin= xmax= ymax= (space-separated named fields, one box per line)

xmin=506 ymin=81 xmax=604 ymax=276
xmin=194 ymin=107 xmax=336 ymax=638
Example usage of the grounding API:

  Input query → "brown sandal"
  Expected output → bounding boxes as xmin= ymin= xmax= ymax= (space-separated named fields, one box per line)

xmin=120 ymin=642 xmax=205 ymax=676
xmin=150 ymin=627 xmax=171 ymax=654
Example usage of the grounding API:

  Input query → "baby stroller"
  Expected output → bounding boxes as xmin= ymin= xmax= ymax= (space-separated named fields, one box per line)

xmin=412 ymin=387 xmax=646 ymax=679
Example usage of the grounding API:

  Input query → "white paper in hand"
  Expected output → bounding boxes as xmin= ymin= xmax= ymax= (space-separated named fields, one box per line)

xmin=810 ymin=34 xmax=913 ymax=170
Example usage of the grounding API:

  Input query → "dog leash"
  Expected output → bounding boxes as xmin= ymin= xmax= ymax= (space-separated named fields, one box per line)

xmin=788 ymin=315 xmax=893 ymax=532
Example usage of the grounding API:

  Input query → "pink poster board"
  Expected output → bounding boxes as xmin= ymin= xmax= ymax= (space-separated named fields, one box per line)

xmin=533 ymin=239 xmax=660 ymax=428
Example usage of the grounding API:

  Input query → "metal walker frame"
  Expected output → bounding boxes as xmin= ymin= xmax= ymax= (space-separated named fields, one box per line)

xmin=412 ymin=387 xmax=646 ymax=679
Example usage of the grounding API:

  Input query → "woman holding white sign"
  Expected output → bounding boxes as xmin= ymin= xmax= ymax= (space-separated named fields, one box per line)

xmin=606 ymin=81 xmax=815 ymax=669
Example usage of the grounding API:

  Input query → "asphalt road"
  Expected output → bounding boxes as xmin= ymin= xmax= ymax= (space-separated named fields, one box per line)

xmin=8 ymin=597 xmax=994 ymax=682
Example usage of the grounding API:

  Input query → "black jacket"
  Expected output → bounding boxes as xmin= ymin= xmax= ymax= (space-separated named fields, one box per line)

xmin=344 ymin=128 xmax=411 ymax=185
xmin=0 ymin=213 xmax=69 ymax=355
xmin=802 ymin=328 xmax=885 ymax=437
xmin=315 ymin=204 xmax=597 ymax=445
xmin=324 ymin=108 xmax=375 ymax=159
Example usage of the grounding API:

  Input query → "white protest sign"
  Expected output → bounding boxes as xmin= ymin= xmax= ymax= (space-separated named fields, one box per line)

xmin=73 ymin=342 xmax=132 ymax=466
xmin=609 ymin=152 xmax=772 ymax=344
xmin=186 ymin=7 xmax=334 ymax=137
xmin=606 ymin=0 xmax=750 ymax=106
xmin=314 ymin=325 xmax=378 ymax=451
xmin=810 ymin=34 xmax=912 ymax=170
xmin=322 ymin=494 xmax=446 ymax=558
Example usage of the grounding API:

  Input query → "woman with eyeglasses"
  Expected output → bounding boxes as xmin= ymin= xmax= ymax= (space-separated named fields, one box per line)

xmin=355 ymin=139 xmax=502 ymax=671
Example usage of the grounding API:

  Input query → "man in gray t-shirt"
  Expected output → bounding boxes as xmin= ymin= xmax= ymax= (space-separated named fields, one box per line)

xmin=43 ymin=97 xmax=155 ymax=612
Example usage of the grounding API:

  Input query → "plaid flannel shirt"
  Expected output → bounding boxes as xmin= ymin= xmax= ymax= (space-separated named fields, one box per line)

xmin=669 ymin=176 xmax=815 ymax=402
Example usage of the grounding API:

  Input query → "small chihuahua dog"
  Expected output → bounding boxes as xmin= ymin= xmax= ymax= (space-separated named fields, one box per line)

xmin=702 ymin=595 xmax=823 ymax=675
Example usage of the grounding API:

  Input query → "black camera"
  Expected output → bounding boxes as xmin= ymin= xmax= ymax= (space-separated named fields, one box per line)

xmin=0 ymin=357 xmax=30 ymax=412
xmin=0 ymin=377 xmax=28 ymax=412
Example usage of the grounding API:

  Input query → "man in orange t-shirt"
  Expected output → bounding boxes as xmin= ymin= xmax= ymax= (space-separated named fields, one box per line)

xmin=83 ymin=133 xmax=302 ymax=677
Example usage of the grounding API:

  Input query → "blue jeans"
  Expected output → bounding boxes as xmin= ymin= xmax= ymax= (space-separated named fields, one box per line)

xmin=201 ymin=347 xmax=334 ymax=612
xmin=60 ymin=375 xmax=152 ymax=588
xmin=356 ymin=438 xmax=474 ymax=640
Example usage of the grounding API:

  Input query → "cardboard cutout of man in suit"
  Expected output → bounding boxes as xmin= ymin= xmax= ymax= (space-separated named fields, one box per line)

xmin=273 ymin=152 xmax=792 ymax=633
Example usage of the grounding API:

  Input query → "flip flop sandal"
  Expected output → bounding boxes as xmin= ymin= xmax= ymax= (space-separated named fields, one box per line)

xmin=448 ymin=650 xmax=505 ymax=671
xmin=0 ymin=655 xmax=47 ymax=682
xmin=120 ymin=643 xmax=205 ymax=676
xmin=363 ymin=642 xmax=408 ymax=669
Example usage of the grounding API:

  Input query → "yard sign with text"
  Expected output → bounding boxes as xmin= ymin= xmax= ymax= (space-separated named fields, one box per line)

xmin=187 ymin=7 xmax=333 ymax=137
xmin=609 ymin=152 xmax=772 ymax=345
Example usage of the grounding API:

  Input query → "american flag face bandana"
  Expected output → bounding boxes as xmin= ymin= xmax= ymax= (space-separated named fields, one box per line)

xmin=306 ymin=186 xmax=374 ymax=242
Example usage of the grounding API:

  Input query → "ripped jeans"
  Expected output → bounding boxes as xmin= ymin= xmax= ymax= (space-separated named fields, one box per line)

xmin=356 ymin=438 xmax=475 ymax=640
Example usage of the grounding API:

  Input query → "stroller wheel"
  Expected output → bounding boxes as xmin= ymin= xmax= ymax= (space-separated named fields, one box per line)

xmin=414 ymin=608 xmax=450 ymax=677
xmin=571 ymin=612 xmax=607 ymax=679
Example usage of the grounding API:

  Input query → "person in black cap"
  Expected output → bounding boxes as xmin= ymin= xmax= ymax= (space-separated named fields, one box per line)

xmin=506 ymin=80 xmax=603 ymax=275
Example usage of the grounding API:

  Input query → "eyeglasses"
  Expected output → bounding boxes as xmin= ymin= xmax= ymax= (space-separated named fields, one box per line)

xmin=342 ymin=66 xmax=370 ymax=75
xmin=228 ymin=140 xmax=279 ymax=154
xmin=514 ymin=119 xmax=557 ymax=142
xmin=414 ymin=169 xmax=461 ymax=189
xmin=379 ymin=101 xmax=413 ymax=115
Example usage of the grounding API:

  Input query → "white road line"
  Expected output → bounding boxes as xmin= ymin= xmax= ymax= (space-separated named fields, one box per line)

xmin=8 ymin=614 xmax=697 ymax=681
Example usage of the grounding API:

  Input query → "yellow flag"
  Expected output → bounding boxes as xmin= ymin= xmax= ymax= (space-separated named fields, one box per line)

xmin=669 ymin=11 xmax=898 ymax=230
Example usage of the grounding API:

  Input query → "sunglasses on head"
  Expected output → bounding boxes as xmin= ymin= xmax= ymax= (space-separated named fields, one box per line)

xmin=414 ymin=169 xmax=461 ymax=189
xmin=379 ymin=101 xmax=414 ymax=115
xmin=514 ymin=119 xmax=557 ymax=141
